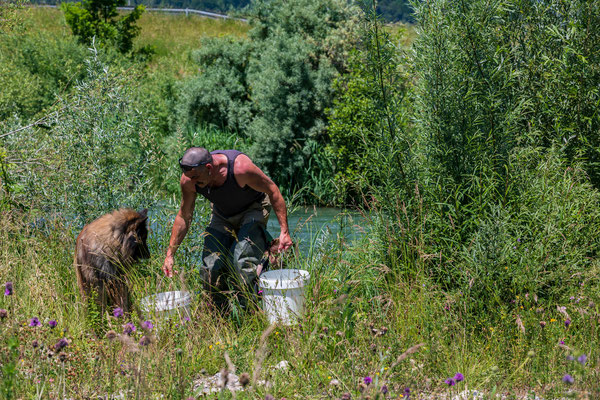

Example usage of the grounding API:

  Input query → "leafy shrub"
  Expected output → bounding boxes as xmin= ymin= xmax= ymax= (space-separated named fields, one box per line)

xmin=4 ymin=48 xmax=159 ymax=223
xmin=246 ymin=33 xmax=337 ymax=190
xmin=361 ymin=0 xmax=600 ymax=319
xmin=0 ymin=32 xmax=88 ymax=121
xmin=173 ymin=37 xmax=253 ymax=133
xmin=0 ymin=0 xmax=26 ymax=34
xmin=174 ymin=0 xmax=361 ymax=199
xmin=325 ymin=7 xmax=412 ymax=205
xmin=62 ymin=0 xmax=145 ymax=54
xmin=457 ymin=148 xmax=600 ymax=311
xmin=411 ymin=0 xmax=600 ymax=207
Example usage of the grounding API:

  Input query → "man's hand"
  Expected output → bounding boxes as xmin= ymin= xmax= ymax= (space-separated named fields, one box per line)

xmin=278 ymin=231 xmax=293 ymax=253
xmin=162 ymin=255 xmax=176 ymax=277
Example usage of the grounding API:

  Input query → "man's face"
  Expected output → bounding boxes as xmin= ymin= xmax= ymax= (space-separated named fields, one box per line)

xmin=184 ymin=165 xmax=211 ymax=187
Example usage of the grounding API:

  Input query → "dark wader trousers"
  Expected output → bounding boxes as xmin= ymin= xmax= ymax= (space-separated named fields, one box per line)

xmin=200 ymin=196 xmax=271 ymax=309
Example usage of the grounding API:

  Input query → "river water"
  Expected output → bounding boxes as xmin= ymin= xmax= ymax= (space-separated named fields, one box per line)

xmin=266 ymin=206 xmax=366 ymax=255
xmin=150 ymin=206 xmax=366 ymax=263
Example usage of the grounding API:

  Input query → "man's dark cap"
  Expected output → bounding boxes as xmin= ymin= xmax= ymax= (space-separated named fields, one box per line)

xmin=181 ymin=147 xmax=212 ymax=166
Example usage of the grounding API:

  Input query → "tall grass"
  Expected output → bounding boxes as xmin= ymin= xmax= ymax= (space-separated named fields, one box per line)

xmin=2 ymin=199 xmax=599 ymax=398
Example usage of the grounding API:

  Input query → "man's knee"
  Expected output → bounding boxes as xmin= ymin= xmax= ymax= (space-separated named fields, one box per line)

xmin=201 ymin=228 xmax=234 ymax=290
xmin=231 ymin=222 xmax=269 ymax=284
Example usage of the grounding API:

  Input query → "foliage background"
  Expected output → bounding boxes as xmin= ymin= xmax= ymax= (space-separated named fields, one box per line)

xmin=1 ymin=0 xmax=600 ymax=397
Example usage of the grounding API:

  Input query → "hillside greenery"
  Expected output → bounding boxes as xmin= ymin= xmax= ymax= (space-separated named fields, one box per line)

xmin=1 ymin=0 xmax=600 ymax=398
xmin=29 ymin=0 xmax=415 ymax=22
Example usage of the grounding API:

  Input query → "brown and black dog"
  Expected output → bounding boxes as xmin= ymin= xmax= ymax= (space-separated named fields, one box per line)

xmin=74 ymin=208 xmax=149 ymax=315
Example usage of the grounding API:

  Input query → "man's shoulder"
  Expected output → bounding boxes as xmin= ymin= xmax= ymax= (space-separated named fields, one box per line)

xmin=233 ymin=153 xmax=254 ymax=175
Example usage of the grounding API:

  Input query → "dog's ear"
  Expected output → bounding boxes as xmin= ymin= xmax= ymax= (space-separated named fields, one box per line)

xmin=137 ymin=209 xmax=148 ymax=223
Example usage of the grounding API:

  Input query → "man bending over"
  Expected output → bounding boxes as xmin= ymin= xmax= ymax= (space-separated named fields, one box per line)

xmin=162 ymin=147 xmax=293 ymax=309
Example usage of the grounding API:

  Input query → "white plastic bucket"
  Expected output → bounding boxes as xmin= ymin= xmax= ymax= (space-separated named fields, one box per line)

xmin=140 ymin=291 xmax=193 ymax=321
xmin=258 ymin=269 xmax=310 ymax=325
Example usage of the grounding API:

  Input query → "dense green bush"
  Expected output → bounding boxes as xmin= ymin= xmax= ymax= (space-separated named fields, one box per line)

xmin=0 ymin=32 xmax=88 ymax=121
xmin=326 ymin=7 xmax=412 ymax=205
xmin=366 ymin=0 xmax=600 ymax=315
xmin=62 ymin=0 xmax=145 ymax=54
xmin=246 ymin=33 xmax=338 ymax=191
xmin=456 ymin=148 xmax=600 ymax=309
xmin=174 ymin=37 xmax=253 ymax=133
xmin=174 ymin=0 xmax=360 ymax=199
xmin=3 ymin=49 xmax=159 ymax=223
xmin=412 ymin=0 xmax=600 ymax=201
xmin=0 ymin=0 xmax=26 ymax=34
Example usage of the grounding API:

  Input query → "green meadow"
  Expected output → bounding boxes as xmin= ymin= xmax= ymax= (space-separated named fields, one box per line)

xmin=25 ymin=7 xmax=249 ymax=73
xmin=2 ymin=1 xmax=600 ymax=399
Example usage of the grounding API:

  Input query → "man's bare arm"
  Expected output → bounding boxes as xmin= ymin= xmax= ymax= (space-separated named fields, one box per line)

xmin=162 ymin=177 xmax=197 ymax=276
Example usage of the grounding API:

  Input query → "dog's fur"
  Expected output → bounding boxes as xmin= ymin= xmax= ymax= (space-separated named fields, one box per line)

xmin=74 ymin=208 xmax=149 ymax=315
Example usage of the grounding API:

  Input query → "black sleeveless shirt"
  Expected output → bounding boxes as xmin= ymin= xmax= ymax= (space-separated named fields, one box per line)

xmin=196 ymin=150 xmax=265 ymax=217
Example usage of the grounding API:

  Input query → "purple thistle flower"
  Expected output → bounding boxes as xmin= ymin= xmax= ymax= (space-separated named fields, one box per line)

xmin=566 ymin=355 xmax=575 ymax=361
xmin=29 ymin=317 xmax=41 ymax=327
xmin=444 ymin=378 xmax=456 ymax=386
xmin=562 ymin=374 xmax=574 ymax=384
xmin=54 ymin=338 xmax=69 ymax=351
xmin=113 ymin=307 xmax=123 ymax=318
xmin=48 ymin=320 xmax=57 ymax=328
xmin=577 ymin=354 xmax=587 ymax=365
xmin=560 ymin=340 xmax=565 ymax=345
xmin=565 ymin=319 xmax=571 ymax=328
xmin=141 ymin=320 xmax=153 ymax=330
xmin=453 ymin=372 xmax=464 ymax=382
xmin=4 ymin=281 xmax=13 ymax=296
xmin=363 ymin=376 xmax=372 ymax=385
xmin=0 ymin=309 xmax=7 ymax=319
xmin=123 ymin=322 xmax=136 ymax=335
xmin=380 ymin=385 xmax=388 ymax=394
